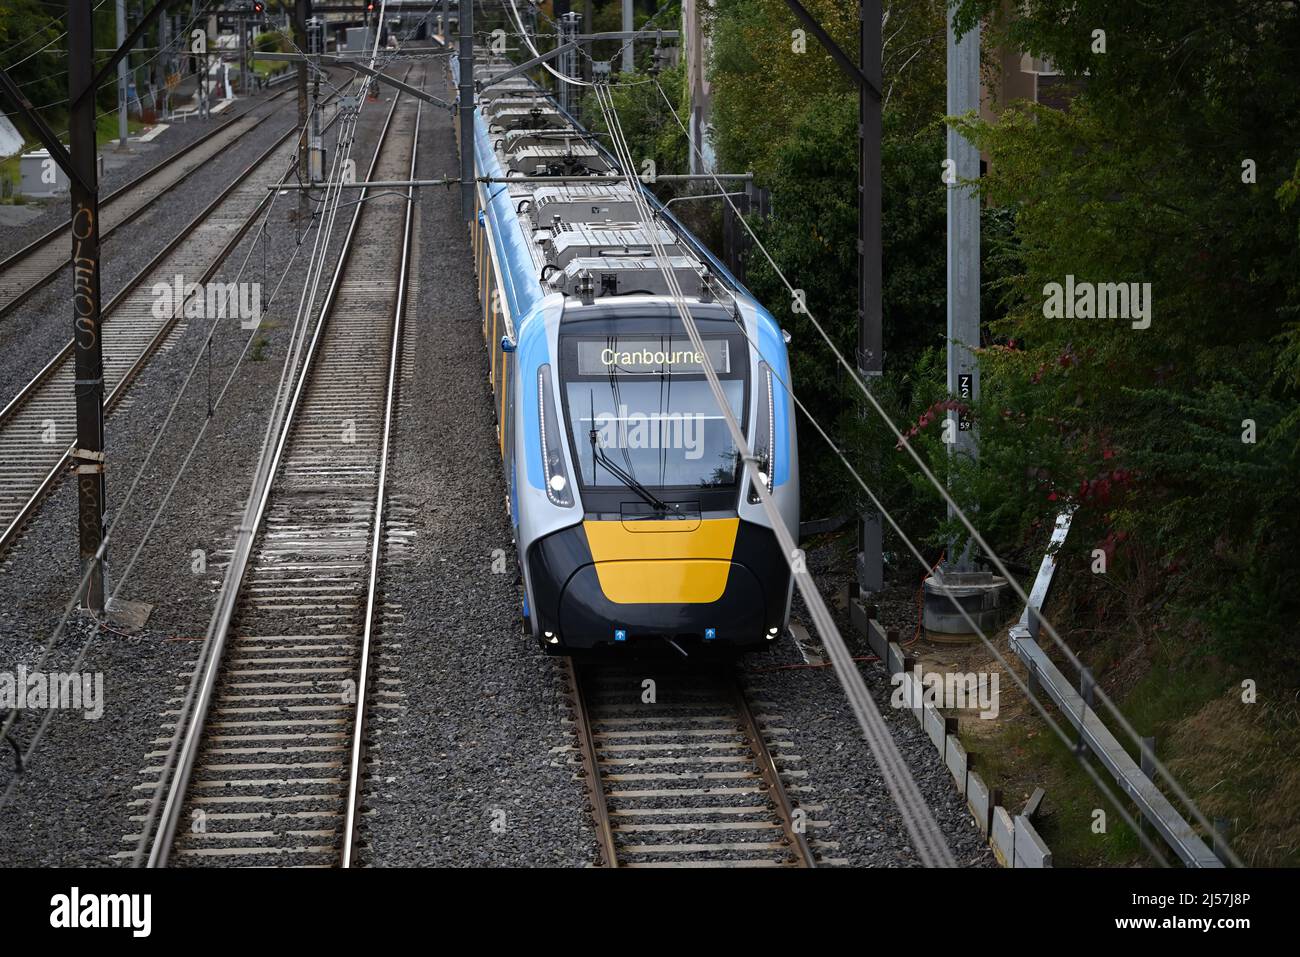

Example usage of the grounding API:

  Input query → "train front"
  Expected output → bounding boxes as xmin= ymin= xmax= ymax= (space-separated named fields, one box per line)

xmin=520 ymin=298 xmax=798 ymax=654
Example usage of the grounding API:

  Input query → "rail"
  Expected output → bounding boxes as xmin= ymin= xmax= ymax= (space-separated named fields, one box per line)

xmin=1007 ymin=510 xmax=1224 ymax=868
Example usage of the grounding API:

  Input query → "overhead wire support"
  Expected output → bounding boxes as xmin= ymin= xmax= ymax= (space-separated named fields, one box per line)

xmin=271 ymin=178 xmax=459 ymax=189
xmin=614 ymin=72 xmax=1185 ymax=868
xmin=476 ymin=173 xmax=754 ymax=183
xmin=458 ymin=0 xmax=475 ymax=219
xmin=645 ymin=73 xmax=1239 ymax=869
xmin=782 ymin=0 xmax=881 ymax=100
xmin=0 ymin=68 xmax=89 ymax=192
xmin=590 ymin=80 xmax=956 ymax=868
xmin=255 ymin=51 xmax=454 ymax=108
xmin=74 ymin=0 xmax=192 ymax=108
xmin=476 ymin=41 xmax=578 ymax=92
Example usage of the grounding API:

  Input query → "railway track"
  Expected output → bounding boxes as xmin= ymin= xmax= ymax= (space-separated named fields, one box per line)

xmin=136 ymin=71 xmax=423 ymax=867
xmin=566 ymin=660 xmax=820 ymax=868
xmin=0 ymin=85 xmax=297 ymax=321
xmin=0 ymin=90 xmax=344 ymax=561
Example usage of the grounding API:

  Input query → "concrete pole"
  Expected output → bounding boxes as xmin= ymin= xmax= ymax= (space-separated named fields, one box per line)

xmin=622 ymin=0 xmax=634 ymax=73
xmin=945 ymin=4 xmax=980 ymax=570
xmin=116 ymin=0 xmax=129 ymax=147
xmin=308 ymin=18 xmax=322 ymax=182
xmin=583 ymin=0 xmax=594 ymax=80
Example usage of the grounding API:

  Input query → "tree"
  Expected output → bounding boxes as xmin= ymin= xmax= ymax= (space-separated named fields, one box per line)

xmin=949 ymin=0 xmax=1300 ymax=669
xmin=706 ymin=0 xmax=950 ymax=516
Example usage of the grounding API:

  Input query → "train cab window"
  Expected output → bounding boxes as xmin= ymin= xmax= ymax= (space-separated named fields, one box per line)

xmin=559 ymin=334 xmax=749 ymax=494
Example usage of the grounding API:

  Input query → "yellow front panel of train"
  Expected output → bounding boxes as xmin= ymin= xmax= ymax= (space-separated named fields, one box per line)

xmin=583 ymin=519 xmax=740 ymax=604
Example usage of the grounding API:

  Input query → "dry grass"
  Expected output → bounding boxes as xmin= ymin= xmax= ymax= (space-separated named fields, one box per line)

xmin=1166 ymin=692 xmax=1300 ymax=866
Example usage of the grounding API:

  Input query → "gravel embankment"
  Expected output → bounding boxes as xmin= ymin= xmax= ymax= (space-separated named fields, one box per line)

xmin=356 ymin=84 xmax=591 ymax=867
xmin=749 ymin=536 xmax=996 ymax=866
xmin=0 ymin=111 xmax=226 ymax=259
xmin=0 ymin=88 xmax=304 ymax=411
xmin=0 ymin=71 xmax=996 ymax=868
xmin=0 ymin=84 xmax=396 ymax=867
xmin=358 ymin=93 xmax=994 ymax=867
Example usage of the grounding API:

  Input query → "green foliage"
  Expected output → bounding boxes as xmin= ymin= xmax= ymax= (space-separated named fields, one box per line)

xmin=1 ymin=2 xmax=142 ymax=147
xmin=946 ymin=0 xmax=1300 ymax=670
xmin=254 ymin=31 xmax=291 ymax=55
xmin=570 ymin=0 xmax=1300 ymax=677
xmin=0 ymin=0 xmax=70 ymax=124
xmin=708 ymin=0 xmax=951 ymax=519
xmin=579 ymin=61 xmax=688 ymax=180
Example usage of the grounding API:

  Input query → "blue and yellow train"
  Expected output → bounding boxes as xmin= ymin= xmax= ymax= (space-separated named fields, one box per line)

xmin=457 ymin=57 xmax=799 ymax=653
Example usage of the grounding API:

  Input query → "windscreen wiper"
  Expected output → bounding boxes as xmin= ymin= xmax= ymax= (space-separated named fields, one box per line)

xmin=588 ymin=428 xmax=680 ymax=515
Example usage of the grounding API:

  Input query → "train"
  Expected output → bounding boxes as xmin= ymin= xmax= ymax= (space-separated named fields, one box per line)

xmin=455 ymin=53 xmax=799 ymax=654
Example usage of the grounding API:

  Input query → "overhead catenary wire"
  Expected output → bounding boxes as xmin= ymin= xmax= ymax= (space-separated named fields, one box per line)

xmin=128 ymin=125 xmax=357 ymax=866
xmin=141 ymin=61 xmax=421 ymax=867
xmin=500 ymin=0 xmax=658 ymax=91
xmin=628 ymin=209 xmax=1177 ymax=864
xmin=647 ymin=76 xmax=1240 ymax=868
xmin=7 ymin=0 xmax=220 ymax=152
xmin=1 ymin=6 xmax=420 ymax=819
xmin=0 ymin=0 xmax=111 ymax=68
xmin=130 ymin=112 xmax=362 ymax=859
xmin=582 ymin=71 xmax=1176 ymax=866
xmin=0 ymin=93 xmax=344 ymax=813
xmin=0 ymin=73 xmax=361 ymax=799
xmin=592 ymin=80 xmax=956 ymax=868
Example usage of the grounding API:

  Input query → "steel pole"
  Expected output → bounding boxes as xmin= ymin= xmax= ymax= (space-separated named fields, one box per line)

xmin=293 ymin=0 xmax=312 ymax=180
xmin=69 ymin=0 xmax=108 ymax=613
xmin=458 ymin=0 xmax=474 ymax=220
xmin=583 ymin=0 xmax=593 ymax=80
xmin=856 ymin=0 xmax=884 ymax=596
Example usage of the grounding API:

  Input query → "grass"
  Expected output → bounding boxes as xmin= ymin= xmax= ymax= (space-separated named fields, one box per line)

xmin=1164 ymin=689 xmax=1300 ymax=866
xmin=1 ymin=111 xmax=146 ymax=203
xmin=95 ymin=111 xmax=145 ymax=146
xmin=972 ymin=711 xmax=1151 ymax=865
xmin=250 ymin=60 xmax=290 ymax=78
xmin=249 ymin=320 xmax=278 ymax=361
xmin=969 ymin=655 xmax=1232 ymax=866
xmin=956 ymin=577 xmax=1300 ymax=868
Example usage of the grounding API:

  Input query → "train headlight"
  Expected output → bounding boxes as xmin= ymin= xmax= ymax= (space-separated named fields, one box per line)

xmin=748 ymin=361 xmax=776 ymax=504
xmin=538 ymin=364 xmax=574 ymax=507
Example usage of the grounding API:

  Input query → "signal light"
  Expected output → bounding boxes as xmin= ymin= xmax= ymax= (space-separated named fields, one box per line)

xmin=252 ymin=0 xmax=263 ymax=12
xmin=367 ymin=1 xmax=375 ymax=9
